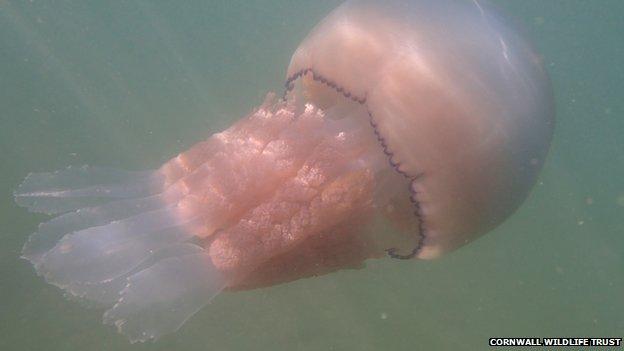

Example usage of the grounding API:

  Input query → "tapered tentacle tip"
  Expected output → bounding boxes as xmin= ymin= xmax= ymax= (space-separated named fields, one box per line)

xmin=102 ymin=252 xmax=226 ymax=343
xmin=13 ymin=166 xmax=163 ymax=214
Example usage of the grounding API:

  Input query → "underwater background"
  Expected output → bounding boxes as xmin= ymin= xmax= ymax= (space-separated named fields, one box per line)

xmin=1 ymin=1 xmax=622 ymax=350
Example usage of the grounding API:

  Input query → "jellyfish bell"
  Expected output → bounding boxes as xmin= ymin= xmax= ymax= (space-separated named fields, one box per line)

xmin=14 ymin=0 xmax=554 ymax=343
xmin=287 ymin=0 xmax=555 ymax=258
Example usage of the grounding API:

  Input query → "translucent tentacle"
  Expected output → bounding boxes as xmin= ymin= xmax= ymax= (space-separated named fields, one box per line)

xmin=22 ymin=191 xmax=182 ymax=266
xmin=14 ymin=165 xmax=165 ymax=214
xmin=103 ymin=251 xmax=225 ymax=343
xmin=36 ymin=205 xmax=195 ymax=287
xmin=67 ymin=243 xmax=205 ymax=307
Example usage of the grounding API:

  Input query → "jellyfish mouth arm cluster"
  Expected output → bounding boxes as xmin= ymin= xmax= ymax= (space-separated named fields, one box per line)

xmin=14 ymin=94 xmax=417 ymax=342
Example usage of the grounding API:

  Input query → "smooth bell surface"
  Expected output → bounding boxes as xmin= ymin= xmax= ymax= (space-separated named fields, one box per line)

xmin=287 ymin=0 xmax=555 ymax=258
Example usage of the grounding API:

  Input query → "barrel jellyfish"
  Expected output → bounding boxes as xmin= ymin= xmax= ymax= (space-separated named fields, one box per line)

xmin=14 ymin=0 xmax=554 ymax=343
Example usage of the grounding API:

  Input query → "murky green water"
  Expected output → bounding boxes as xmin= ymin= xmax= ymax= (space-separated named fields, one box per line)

xmin=1 ymin=1 xmax=622 ymax=350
